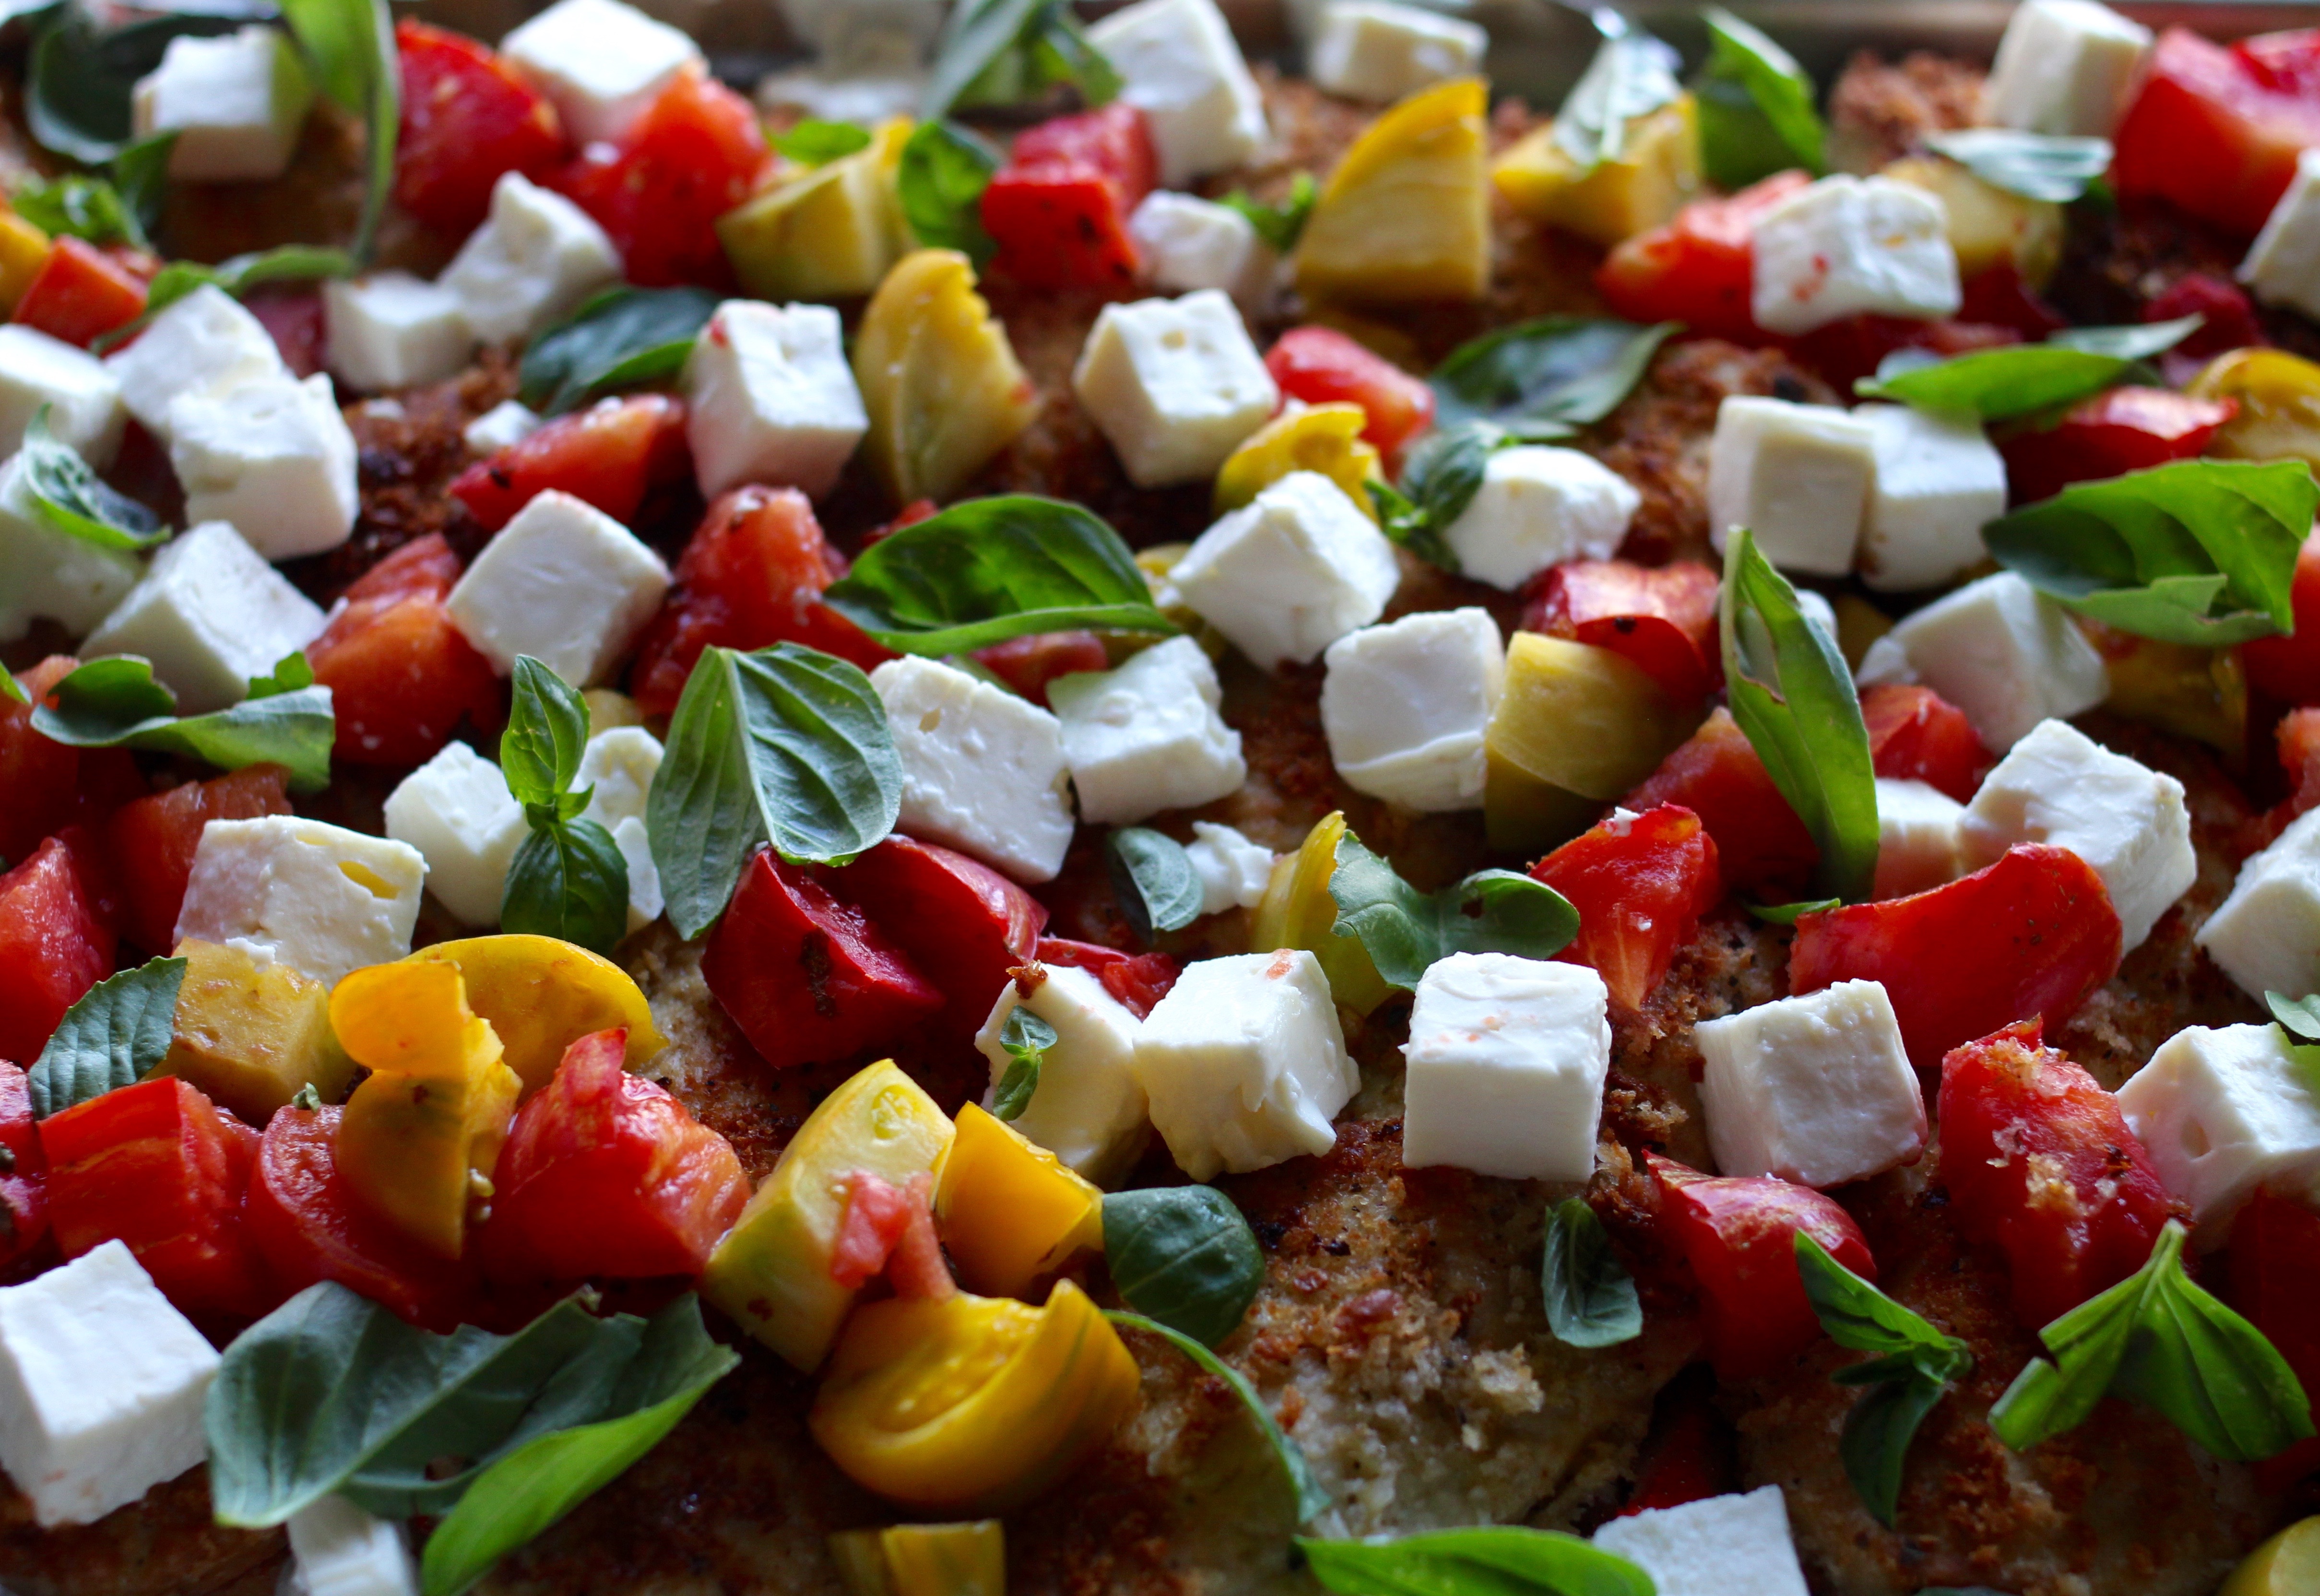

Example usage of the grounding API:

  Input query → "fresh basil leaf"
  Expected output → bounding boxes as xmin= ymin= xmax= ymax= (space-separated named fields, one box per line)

xmin=1542 ymin=1198 xmax=1642 ymax=1350
xmin=1220 ymin=173 xmax=1315 ymax=254
xmin=1839 ymin=1371 xmax=1950 ymax=1532
xmin=1107 ymin=827 xmax=1203 ymax=945
xmin=1366 ymin=420 xmax=1512 ymax=572
xmin=110 ymin=128 xmax=174 ymax=243
xmin=1107 ymin=1310 xmax=1330 ymax=1523
xmin=12 ymin=171 xmax=138 ymax=247
xmin=27 ymin=956 xmax=187 ymax=1118
xmin=0 ymin=669 xmax=24 ymax=707
xmin=1552 ymin=29 xmax=1682 ymax=176
xmin=96 ymin=245 xmax=353 ymax=354
xmin=1327 ymin=832 xmax=1578 ymax=992
xmin=1432 ymin=317 xmax=1677 ymax=434
xmin=15 ymin=404 xmax=165 ymax=550
xmin=1748 ymin=898 xmax=1839 ymax=925
xmin=2269 ymin=990 xmax=2320 ymax=1043
xmin=1696 ymin=7 xmax=1824 ymax=186
xmin=28 ymin=3 xmax=260 ymax=164
xmin=277 ymin=0 xmax=396 ymax=261
xmin=1103 ymin=1185 xmax=1264 ymax=1349
xmin=896 ymin=118 xmax=1000 ymax=264
xmin=923 ymin=0 xmax=1118 ymax=118
xmin=1983 ymin=458 xmax=2314 ymax=647
xmin=647 ymin=643 xmax=903 ymax=939
xmin=33 ymin=655 xmax=335 ymax=791
xmin=2047 ymin=316 xmax=2204 ymax=359
xmin=1797 ymin=1231 xmax=1972 ymax=1371
xmin=1693 ymin=72 xmax=1797 ymax=193
xmin=991 ymin=1005 xmax=1054 ymax=1121
xmin=1924 ymin=128 xmax=2113 ymax=204
xmin=247 ymin=650 xmax=316 ymax=700
xmin=1856 ymin=318 xmax=2202 ymax=421
xmin=501 ymin=657 xmax=591 ymax=818
xmin=772 ymin=117 xmax=871 ymax=165
xmin=1721 ymin=528 xmax=1879 ymax=903
xmin=501 ymin=818 xmax=630 ymax=956
xmin=1297 ymin=1528 xmax=1653 ymax=1596
xmin=519 ymin=286 xmax=718 ymax=417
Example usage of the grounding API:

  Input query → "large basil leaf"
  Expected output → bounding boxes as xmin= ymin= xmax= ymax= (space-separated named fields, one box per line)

xmin=1552 ymin=30 xmax=1682 ymax=176
xmin=27 ymin=957 xmax=187 ymax=1119
xmin=1695 ymin=6 xmax=1824 ymax=189
xmin=1298 ymin=1529 xmax=1653 ymax=1596
xmin=277 ymin=0 xmax=397 ymax=261
xmin=1924 ymin=129 xmax=2113 ymax=203
xmin=922 ymin=0 xmax=1118 ymax=118
xmin=1431 ymin=318 xmax=1677 ymax=435
xmin=1327 ymin=833 xmax=1578 ymax=992
xmin=1983 ymin=458 xmax=2314 ymax=647
xmin=33 ymin=655 xmax=335 ymax=792
xmin=1106 ymin=1310 xmax=1330 ymax=1523
xmin=824 ymin=495 xmax=1176 ymax=655
xmin=1855 ymin=317 xmax=2202 ymax=421
xmin=646 ymin=643 xmax=903 ymax=939
xmin=1102 ymin=1185 xmax=1264 ymax=1349
xmin=15 ymin=404 xmax=165 ymax=551
xmin=29 ymin=2 xmax=264 ymax=164
xmin=1542 ymin=1198 xmax=1641 ymax=1350
xmin=500 ymin=819 xmax=630 ymax=956
xmin=1105 ymin=827 xmax=1203 ymax=945
xmin=896 ymin=119 xmax=1000 ymax=264
xmin=518 ymin=287 xmax=719 ymax=417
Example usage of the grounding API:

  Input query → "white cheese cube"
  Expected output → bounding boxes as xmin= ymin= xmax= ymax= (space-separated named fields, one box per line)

xmin=578 ymin=725 xmax=665 ymax=931
xmin=1086 ymin=0 xmax=1269 ymax=188
xmin=0 ymin=453 xmax=141 ymax=644
xmin=324 ymin=274 xmax=475 ymax=392
xmin=1170 ymin=471 xmax=1401 ymax=668
xmin=441 ymin=173 xmax=622 ymax=345
xmin=462 ymin=400 xmax=541 ymax=456
xmin=382 ymin=741 xmax=526 ymax=928
xmin=683 ymin=300 xmax=868 ymax=500
xmin=166 ymin=372 xmax=358 ymax=560
xmin=1706 ymin=396 xmax=1875 ymax=576
xmin=977 ymin=964 xmax=1149 ymax=1184
xmin=1873 ymin=777 xmax=1965 ymax=900
xmin=2241 ymin=148 xmax=2320 ymax=323
xmin=444 ymin=490 xmax=671 ymax=687
xmin=1128 ymin=192 xmax=1275 ymax=309
xmin=1309 ymin=0 xmax=1487 ymax=102
xmin=606 ymin=815 xmax=664 ymax=932
xmin=1184 ymin=821 xmax=1278 ymax=915
xmin=0 ymin=1241 xmax=219 ymax=1528
xmin=1442 ymin=445 xmax=1640 ymax=591
xmin=1133 ymin=948 xmax=1359 ymax=1180
xmin=1985 ymin=0 xmax=2152 ymax=139
xmin=1400 ymin=953 xmax=1610 ymax=1182
xmin=870 ymin=656 xmax=1077 ymax=884
xmin=2197 ymin=806 xmax=2320 ymax=1003
xmin=1048 ymin=636 xmax=1245 ymax=826
xmin=83 ymin=521 xmax=326 ymax=715
xmin=176 ymin=815 xmax=426 ymax=987
xmin=1960 ymin=718 xmax=2195 ymax=951
xmin=1592 ymin=1486 xmax=1811 ymax=1596
xmin=0 ymin=324 xmax=125 ymax=467
xmin=286 ymin=1495 xmax=417 ymax=1596
xmin=500 ymin=0 xmax=703 ymax=146
xmin=2118 ymin=1023 xmax=2320 ymax=1228
xmin=1750 ymin=175 xmax=1961 ymax=338
xmin=1855 ymin=571 xmax=2107 ymax=753
xmin=1072 ymin=290 xmax=1279 ymax=487
xmin=130 ymin=25 xmax=311 ymax=182
xmin=1857 ymin=402 xmax=2007 ymax=593
xmin=1696 ymin=980 xmax=1926 ymax=1188
xmin=105 ymin=285 xmax=286 ymax=443
xmin=1321 ymin=606 xmax=1503 ymax=812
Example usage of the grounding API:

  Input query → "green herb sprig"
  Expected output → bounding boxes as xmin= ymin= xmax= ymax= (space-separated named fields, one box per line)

xmin=518 ymin=286 xmax=719 ymax=417
xmin=1106 ymin=827 xmax=1203 ymax=945
xmin=1694 ymin=7 xmax=1825 ymax=189
xmin=923 ymin=0 xmax=1119 ymax=118
xmin=1326 ymin=832 xmax=1578 ymax=991
xmin=1552 ymin=29 xmax=1682 ymax=176
xmin=1106 ymin=1309 xmax=1329 ymax=1523
xmin=1298 ymin=1528 xmax=1652 ymax=1596
xmin=497 ymin=657 xmax=630 ymax=956
xmin=1924 ymin=129 xmax=2113 ymax=204
xmin=14 ymin=404 xmax=165 ymax=551
xmin=991 ymin=1005 xmax=1055 ymax=1121
xmin=896 ymin=119 xmax=1002 ymax=264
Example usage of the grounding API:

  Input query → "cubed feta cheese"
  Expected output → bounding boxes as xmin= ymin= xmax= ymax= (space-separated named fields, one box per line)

xmin=462 ymin=400 xmax=541 ymax=456
xmin=1400 ymin=953 xmax=1610 ymax=1181
xmin=130 ymin=24 xmax=312 ymax=182
xmin=104 ymin=285 xmax=285 ymax=443
xmin=166 ymin=372 xmax=358 ymax=560
xmin=441 ymin=173 xmax=622 ymax=345
xmin=500 ymin=0 xmax=703 ymax=145
xmin=1072 ymin=290 xmax=1279 ymax=487
xmin=605 ymin=815 xmax=664 ymax=931
xmin=1128 ymin=192 xmax=1275 ymax=309
xmin=2118 ymin=1023 xmax=2320 ymax=1227
xmin=1750 ymin=175 xmax=1961 ymax=337
xmin=444 ymin=490 xmax=671 ymax=687
xmin=1133 ymin=948 xmax=1359 ymax=1179
xmin=870 ymin=656 xmax=1076 ymax=884
xmin=83 ymin=521 xmax=327 ymax=715
xmin=1706 ymin=397 xmax=1875 ymax=576
xmin=977 ymin=963 xmax=1149 ymax=1184
xmin=1697 ymin=979 xmax=1926 ymax=1187
xmin=324 ymin=274 xmax=475 ymax=392
xmin=1855 ymin=571 xmax=2107 ymax=753
xmin=1873 ymin=777 xmax=1965 ymax=900
xmin=175 ymin=815 xmax=426 ymax=986
xmin=2242 ymin=147 xmax=2320 ymax=322
xmin=0 ymin=453 xmax=141 ymax=644
xmin=1169 ymin=471 xmax=1401 ymax=668
xmin=1047 ymin=635 xmax=1245 ymax=825
xmin=1960 ymin=718 xmax=2195 ymax=951
xmin=1984 ymin=0 xmax=2152 ymax=139
xmin=1442 ymin=445 xmax=1641 ymax=590
xmin=1857 ymin=402 xmax=2007 ymax=592
xmin=2197 ymin=806 xmax=2320 ymax=1002
xmin=382 ymin=741 xmax=526 ymax=928
xmin=0 ymin=324 xmax=125 ymax=467
xmin=1309 ymin=0 xmax=1487 ymax=101
xmin=286 ymin=1495 xmax=417 ymax=1596
xmin=683 ymin=300 xmax=868 ymax=500
xmin=0 ymin=1241 xmax=219 ymax=1528
xmin=1592 ymin=1486 xmax=1811 ymax=1596
xmin=1184 ymin=820 xmax=1278 ymax=915
xmin=577 ymin=725 xmax=665 ymax=931
xmin=1086 ymin=0 xmax=1269 ymax=187
xmin=1320 ymin=606 xmax=1504 ymax=811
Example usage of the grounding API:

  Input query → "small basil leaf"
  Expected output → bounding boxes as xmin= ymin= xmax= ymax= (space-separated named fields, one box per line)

xmin=1542 ymin=1197 xmax=1642 ymax=1349
xmin=518 ymin=286 xmax=720 ymax=416
xmin=28 ymin=956 xmax=187 ymax=1118
xmin=97 ymin=245 xmax=354 ymax=354
xmin=1797 ymin=1232 xmax=1973 ymax=1369
xmin=28 ymin=4 xmax=258 ymax=164
xmin=896 ymin=118 xmax=1001 ymax=264
xmin=501 ymin=818 xmax=630 ymax=956
xmin=33 ymin=656 xmax=336 ymax=791
xmin=1102 ymin=1185 xmax=1264 ymax=1348
xmin=247 ymin=651 xmax=316 ymax=700
xmin=2269 ymin=990 xmax=2320 ymax=1043
xmin=0 ymin=670 xmax=24 ymax=707
xmin=992 ymin=1005 xmax=1055 ymax=1121
xmin=1924 ymin=128 xmax=2113 ymax=204
xmin=1693 ymin=71 xmax=1799 ymax=193
xmin=277 ymin=0 xmax=397 ymax=261
xmin=15 ymin=404 xmax=165 ymax=550
xmin=1367 ymin=420 xmax=1516 ymax=572
xmin=1297 ymin=1528 xmax=1654 ymax=1596
xmin=1107 ymin=1310 xmax=1330 ymax=1523
xmin=1552 ymin=29 xmax=1682 ymax=176
xmin=109 ymin=128 xmax=174 ymax=245
xmin=2047 ymin=316 xmax=2205 ymax=359
xmin=923 ymin=0 xmax=1117 ymax=118
xmin=1106 ymin=827 xmax=1203 ymax=945
xmin=1697 ymin=7 xmax=1824 ymax=185
xmin=1840 ymin=1371 xmax=1950 ymax=1531
xmin=1219 ymin=173 xmax=1315 ymax=254
xmin=12 ymin=171 xmax=140 ymax=248
xmin=771 ymin=117 xmax=871 ymax=165
xmin=1748 ymin=898 xmax=1839 ymax=925
xmin=1326 ymin=832 xmax=1578 ymax=992
xmin=1856 ymin=319 xmax=2201 ymax=421
xmin=1432 ymin=317 xmax=1677 ymax=434
xmin=501 ymin=656 xmax=591 ymax=813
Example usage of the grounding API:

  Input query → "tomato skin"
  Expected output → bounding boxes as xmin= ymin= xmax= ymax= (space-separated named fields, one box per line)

xmin=1009 ymin=104 xmax=1156 ymax=204
xmin=1262 ymin=326 xmax=1436 ymax=464
xmin=1957 ymin=262 xmax=2069 ymax=341
xmin=394 ymin=19 xmax=566 ymax=234
xmin=2243 ymin=529 xmax=2320 ymax=705
xmin=1524 ymin=559 xmax=1721 ymax=704
xmin=1618 ymin=1388 xmax=1737 ymax=1516
xmin=1791 ymin=844 xmax=2123 ymax=1072
xmin=971 ymin=632 xmax=1109 ymax=707
xmin=243 ymin=286 xmax=324 ymax=377
xmin=830 ymin=838 xmax=1047 ymax=1033
xmin=1031 ymin=937 xmax=1180 ymax=1019
xmin=1860 ymin=683 xmax=1987 ymax=801
xmin=2226 ymin=1186 xmax=2320 ymax=1485
xmin=2143 ymin=272 xmax=2265 ymax=382
xmin=2000 ymin=387 xmax=2238 ymax=507
xmin=0 ymin=1063 xmax=48 ymax=1276
xmin=305 ymin=534 xmax=504 ymax=767
xmin=1622 ymin=707 xmax=1818 ymax=899
xmin=2113 ymin=28 xmax=2320 ymax=240
xmin=831 ymin=1169 xmax=951 ymax=1298
xmin=450 ymin=393 xmax=690 ymax=531
xmin=11 ymin=237 xmax=147 ymax=348
xmin=106 ymin=766 xmax=292 ymax=956
xmin=0 ymin=656 xmax=143 ymax=868
xmin=1786 ymin=315 xmax=2019 ymax=393
xmin=1529 ymin=803 xmax=1721 ymax=1012
xmin=0 ymin=831 xmax=117 ymax=1066
xmin=1595 ymin=171 xmax=1812 ymax=344
xmin=551 ymin=69 xmax=770 ymax=288
xmin=983 ymin=106 xmax=1156 ymax=292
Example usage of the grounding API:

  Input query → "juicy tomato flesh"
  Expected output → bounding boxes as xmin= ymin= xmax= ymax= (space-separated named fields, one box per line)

xmin=1595 ymin=171 xmax=1812 ymax=344
xmin=1622 ymin=707 xmax=1818 ymax=899
xmin=12 ymin=237 xmax=148 ymax=347
xmin=450 ymin=392 xmax=690 ymax=531
xmin=829 ymin=836 xmax=1048 ymax=1034
xmin=1010 ymin=103 xmax=1157 ymax=203
xmin=831 ymin=1169 xmax=954 ymax=1298
xmin=2145 ymin=272 xmax=2266 ymax=383
xmin=1529 ymin=803 xmax=1721 ymax=1012
xmin=1958 ymin=262 xmax=2069 ymax=341
xmin=106 ymin=765 xmax=291 ymax=956
xmin=2000 ymin=386 xmax=2238 ymax=507
xmin=2113 ymin=27 xmax=2320 ymax=239
xmin=1031 ymin=937 xmax=1181 ymax=1019
xmin=393 ymin=19 xmax=566 ymax=234
xmin=1523 ymin=558 xmax=1722 ymax=705
xmin=1619 ymin=1390 xmax=1738 ymax=1516
xmin=0 ymin=655 xmax=142 ymax=869
xmin=0 ymin=831 xmax=117 ymax=1068
xmin=1263 ymin=326 xmax=1437 ymax=464
xmin=0 ymin=1062 xmax=48 ymax=1276
xmin=971 ymin=632 xmax=1110 ymax=707
xmin=1860 ymin=683 xmax=1988 ymax=801
xmin=2227 ymin=1186 xmax=2320 ymax=1486
xmin=983 ymin=105 xmax=1157 ymax=293
xmin=306 ymin=533 xmax=504 ymax=767
xmin=551 ymin=68 xmax=770 ymax=288
xmin=2243 ymin=528 xmax=2320 ymax=705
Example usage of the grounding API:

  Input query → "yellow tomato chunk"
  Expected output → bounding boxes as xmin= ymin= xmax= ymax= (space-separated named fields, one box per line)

xmin=829 ymin=1521 xmax=1006 ymax=1596
xmin=157 ymin=939 xmax=354 ymax=1121
xmin=2223 ymin=1516 xmax=2320 ymax=1596
xmin=1249 ymin=811 xmax=1391 ymax=1017
xmin=935 ymin=1105 xmax=1103 ymax=1300
xmin=402 ymin=935 xmax=663 ymax=1096
xmin=718 ymin=118 xmax=912 ymax=302
xmin=1214 ymin=403 xmax=1381 ymax=522
xmin=1296 ymin=78 xmax=1490 ymax=305
xmin=2190 ymin=347 xmax=2320 ymax=471
xmin=854 ymin=248 xmax=1038 ymax=505
xmin=1493 ymin=94 xmax=1700 ymax=247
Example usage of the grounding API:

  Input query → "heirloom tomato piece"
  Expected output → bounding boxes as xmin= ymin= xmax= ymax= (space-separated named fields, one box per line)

xmin=393 ymin=19 xmax=565 ymax=233
xmin=2228 ymin=1187 xmax=2320 ymax=1404
xmin=2243 ymin=528 xmax=2320 ymax=705
xmin=552 ymin=68 xmax=771 ymax=288
xmin=1250 ymin=812 xmax=1391 ymax=1017
xmin=829 ymin=1522 xmax=1006 ymax=1596
xmin=1032 ymin=938 xmax=1181 ymax=1019
xmin=969 ymin=631 xmax=1110 ymax=705
xmin=401 ymin=934 xmax=663 ymax=1096
xmin=1617 ymin=1389 xmax=1737 ymax=1516
xmin=1524 ymin=559 xmax=1721 ymax=706
xmin=1859 ymin=683 xmax=1986 ymax=801
xmin=1215 ymin=403 xmax=1382 ymax=521
xmin=1529 ymin=803 xmax=1721 ymax=1012
xmin=2000 ymin=387 xmax=2237 ymax=507
xmin=0 ymin=1062 xmax=45 ymax=1275
xmin=831 ymin=1169 xmax=953 ymax=1300
xmin=155 ymin=939 xmax=352 ymax=1123
xmin=0 ymin=830 xmax=116 ymax=1067
xmin=2223 ymin=1518 xmax=2320 ymax=1596
xmin=830 ymin=836 xmax=1047 ymax=1033
xmin=305 ymin=534 xmax=502 ymax=767
xmin=1595 ymin=170 xmax=1811 ymax=343
xmin=11 ymin=237 xmax=146 ymax=347
xmin=1622 ymin=707 xmax=1816 ymax=898
xmin=449 ymin=393 xmax=689 ymax=531
xmin=1293 ymin=78 xmax=1491 ymax=305
xmin=107 ymin=765 xmax=291 ymax=955
xmin=2112 ymin=27 xmax=2320 ymax=239
xmin=934 ymin=1105 xmax=1103 ymax=1300
xmin=1262 ymin=326 xmax=1436 ymax=464
xmin=982 ymin=104 xmax=1155 ymax=291
xmin=0 ymin=655 xmax=141 ymax=868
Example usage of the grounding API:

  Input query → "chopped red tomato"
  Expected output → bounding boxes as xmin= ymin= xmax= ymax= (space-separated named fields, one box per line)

xmin=1646 ymin=1152 xmax=1877 ymax=1381
xmin=552 ymin=68 xmax=770 ymax=288
xmin=306 ymin=534 xmax=503 ymax=767
xmin=2243 ymin=528 xmax=2320 ymax=705
xmin=972 ymin=631 xmax=1110 ymax=706
xmin=1263 ymin=326 xmax=1436 ymax=464
xmin=831 ymin=1169 xmax=953 ymax=1298
xmin=983 ymin=105 xmax=1155 ymax=292
xmin=450 ymin=393 xmax=690 ymax=531
xmin=43 ymin=1077 xmax=272 ymax=1320
xmin=11 ymin=238 xmax=147 ymax=347
xmin=1787 ymin=315 xmax=2020 ymax=393
xmin=2000 ymin=387 xmax=2238 ymax=507
xmin=1791 ymin=845 xmax=2123 ymax=1071
xmin=106 ymin=765 xmax=291 ymax=956
xmin=2113 ymin=28 xmax=2320 ymax=239
xmin=0 ymin=831 xmax=117 ymax=1066
xmin=1529 ymin=804 xmax=1721 ymax=1011
xmin=2145 ymin=272 xmax=2266 ymax=384
xmin=1619 ymin=1387 xmax=1738 ymax=1516
xmin=0 ymin=656 xmax=142 ymax=869
xmin=394 ymin=20 xmax=565 ymax=234
xmin=1031 ymin=937 xmax=1181 ymax=1018
xmin=2227 ymin=1187 xmax=2320 ymax=1485
xmin=1937 ymin=1020 xmax=2180 ymax=1327
xmin=1957 ymin=263 xmax=2069 ymax=341
xmin=831 ymin=837 xmax=1048 ymax=1031
xmin=701 ymin=851 xmax=944 ymax=1070
xmin=243 ymin=286 xmax=324 ymax=377
xmin=1009 ymin=103 xmax=1157 ymax=204
xmin=1523 ymin=559 xmax=1721 ymax=704
xmin=481 ymin=1029 xmax=749 ymax=1282
xmin=1595 ymin=171 xmax=1813 ymax=344
xmin=1861 ymin=683 xmax=1987 ymax=801
xmin=0 ymin=1062 xmax=47 ymax=1276
xmin=1622 ymin=708 xmax=1817 ymax=899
